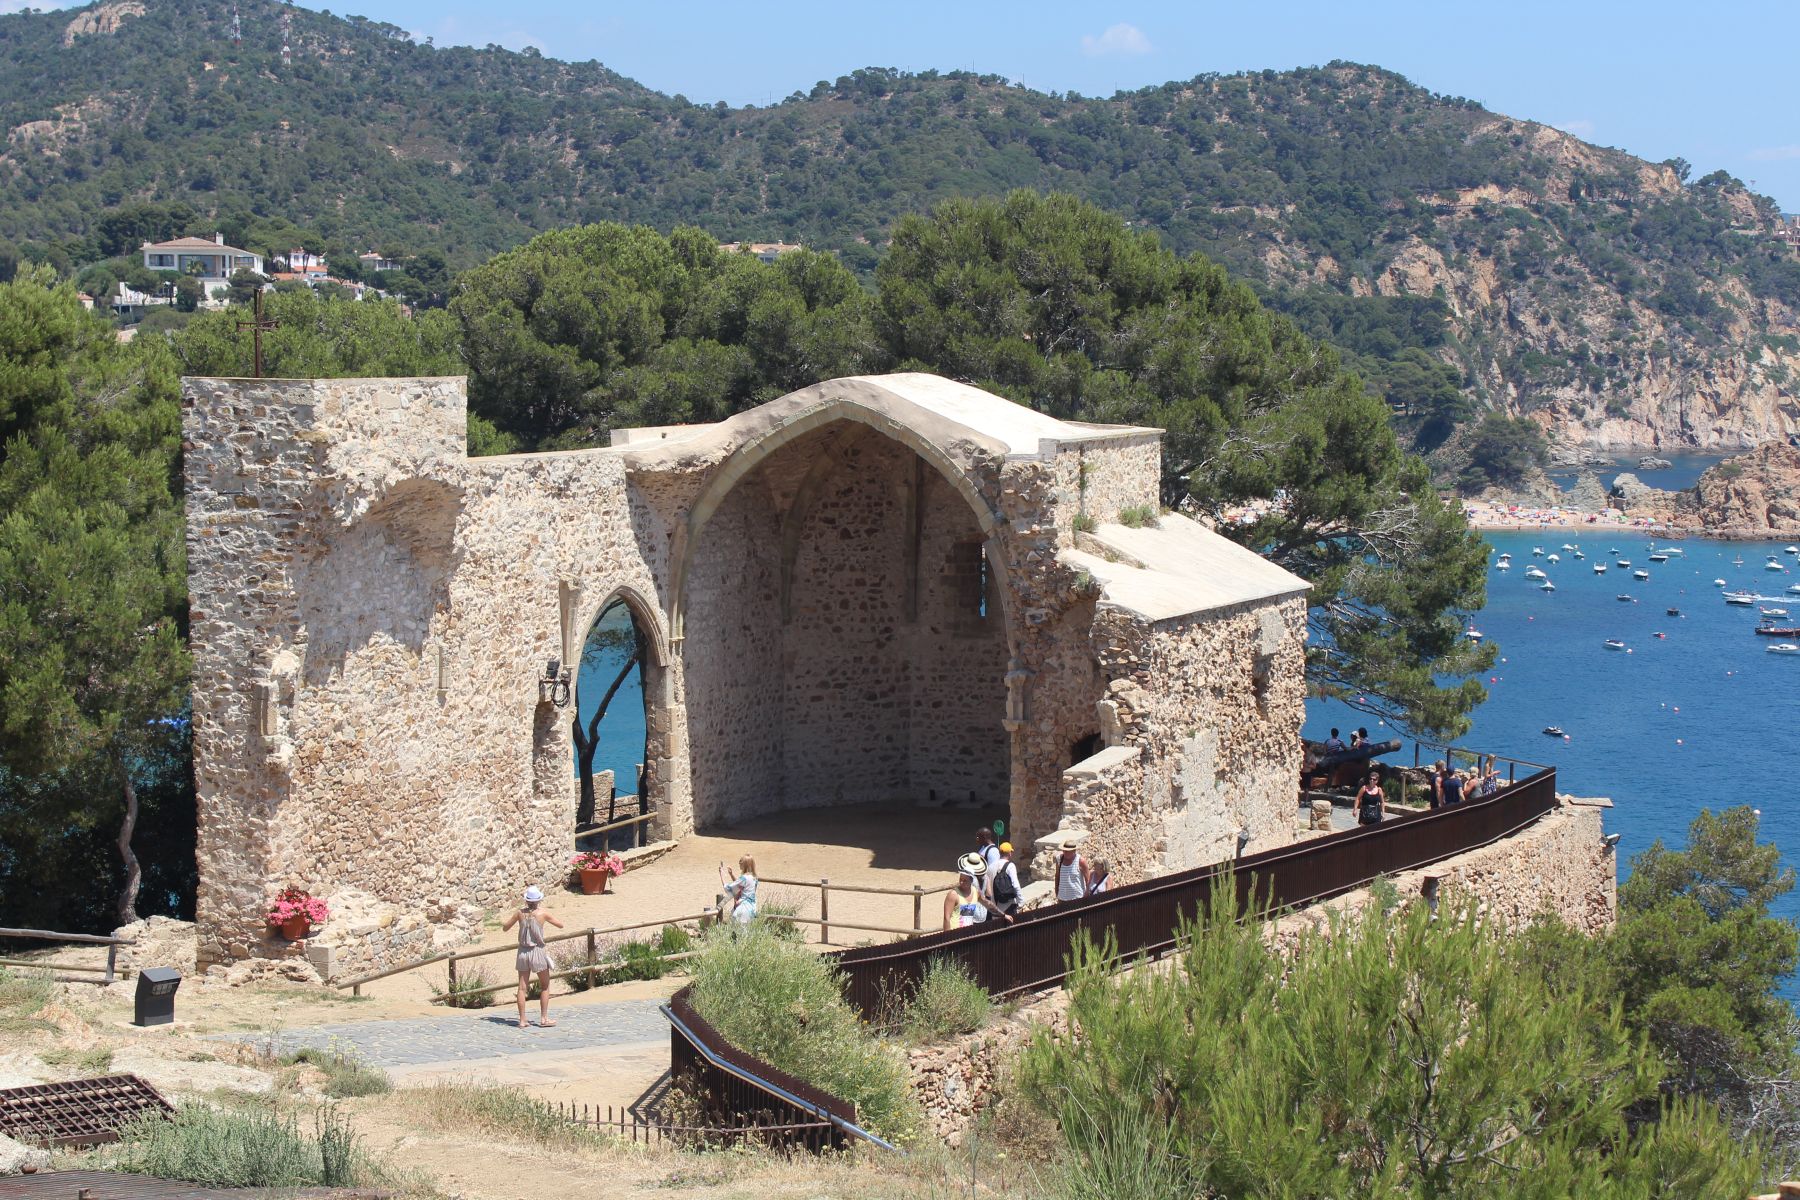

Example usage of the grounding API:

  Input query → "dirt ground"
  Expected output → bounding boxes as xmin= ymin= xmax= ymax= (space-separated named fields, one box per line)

xmin=0 ymin=802 xmax=1026 ymax=1196
xmin=10 ymin=800 xmax=1001 ymax=1030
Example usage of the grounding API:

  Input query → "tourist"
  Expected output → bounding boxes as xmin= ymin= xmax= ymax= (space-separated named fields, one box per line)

xmin=1356 ymin=771 xmax=1386 ymax=826
xmin=501 ymin=886 xmax=564 ymax=1029
xmin=973 ymin=826 xmax=1003 ymax=897
xmin=1430 ymin=760 xmax=1448 ymax=810
xmin=1353 ymin=726 xmax=1371 ymax=749
xmin=718 ymin=854 xmax=759 ymax=925
xmin=943 ymin=853 xmax=989 ymax=930
xmin=988 ymin=841 xmax=1023 ymax=923
xmin=1324 ymin=727 xmax=1346 ymax=754
xmin=1055 ymin=837 xmax=1090 ymax=902
xmin=1086 ymin=858 xmax=1112 ymax=896
xmin=1442 ymin=768 xmax=1466 ymax=807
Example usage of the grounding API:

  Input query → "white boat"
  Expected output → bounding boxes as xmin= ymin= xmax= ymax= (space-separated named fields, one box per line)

xmin=1767 ymin=643 xmax=1800 ymax=656
xmin=1465 ymin=627 xmax=1484 ymax=641
xmin=1562 ymin=543 xmax=1576 ymax=551
xmin=1574 ymin=551 xmax=1586 ymax=559
xmin=1715 ymin=578 xmax=1728 ymax=587
xmin=1604 ymin=639 xmax=1627 ymax=651
xmin=1497 ymin=551 xmax=1512 ymax=560
xmin=1787 ymin=545 xmax=1799 ymax=556
xmin=1789 ymin=584 xmax=1800 ymax=595
xmin=1664 ymin=547 xmax=1685 ymax=556
xmin=1734 ymin=555 xmax=1746 ymax=566
xmin=1634 ymin=570 xmax=1650 ymax=581
xmin=1548 ymin=553 xmax=1561 ymax=563
xmin=1725 ymin=593 xmax=1757 ymax=606
xmin=1616 ymin=559 xmax=1632 ymax=568
xmin=1762 ymin=607 xmax=1790 ymax=617
xmin=1496 ymin=560 xmax=1511 ymax=571
xmin=1539 ymin=580 xmax=1556 ymax=592
xmin=1594 ymin=564 xmax=1607 ymax=574
xmin=1532 ymin=547 xmax=1545 ymax=557
xmin=1648 ymin=553 xmax=1669 ymax=563
xmin=1766 ymin=560 xmax=1787 ymax=572
xmin=1526 ymin=567 xmax=1547 ymax=580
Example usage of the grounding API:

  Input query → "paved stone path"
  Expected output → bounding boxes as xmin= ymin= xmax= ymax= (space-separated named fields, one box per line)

xmin=242 ymin=999 xmax=669 ymax=1067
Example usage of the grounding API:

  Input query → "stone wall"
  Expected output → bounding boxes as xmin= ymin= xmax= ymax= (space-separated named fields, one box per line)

xmin=184 ymin=373 xmax=1309 ymax=974
xmin=1062 ymin=595 xmax=1307 ymax=883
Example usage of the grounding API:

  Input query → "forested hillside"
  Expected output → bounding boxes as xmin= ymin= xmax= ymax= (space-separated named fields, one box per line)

xmin=1 ymin=0 xmax=1796 ymax=451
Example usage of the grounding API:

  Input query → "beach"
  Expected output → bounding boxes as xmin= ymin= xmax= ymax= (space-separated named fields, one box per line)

xmin=1459 ymin=499 xmax=1671 ymax=533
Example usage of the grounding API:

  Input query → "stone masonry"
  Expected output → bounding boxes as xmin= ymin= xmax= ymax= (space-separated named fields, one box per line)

xmin=183 ymin=372 xmax=1312 ymax=974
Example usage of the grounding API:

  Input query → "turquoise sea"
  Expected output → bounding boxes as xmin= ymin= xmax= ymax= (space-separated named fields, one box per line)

xmin=1305 ymin=530 xmax=1800 ymax=953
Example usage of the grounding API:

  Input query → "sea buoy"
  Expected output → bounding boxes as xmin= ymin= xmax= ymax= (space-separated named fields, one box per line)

xmin=1676 ymin=739 xmax=1684 ymax=745
xmin=1563 ymin=735 xmax=1572 ymax=741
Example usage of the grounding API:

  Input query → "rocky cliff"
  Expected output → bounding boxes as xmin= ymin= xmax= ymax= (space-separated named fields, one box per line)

xmin=1685 ymin=442 xmax=1800 ymax=534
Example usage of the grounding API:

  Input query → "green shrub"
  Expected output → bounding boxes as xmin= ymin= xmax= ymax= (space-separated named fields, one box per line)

xmin=1071 ymin=512 xmax=1096 ymax=534
xmin=431 ymin=962 xmax=497 ymax=1009
xmin=687 ymin=929 xmax=918 ymax=1143
xmin=279 ymin=1046 xmax=391 ymax=1097
xmin=754 ymin=891 xmax=807 ymax=942
xmin=115 ymin=1106 xmax=380 ymax=1188
xmin=1116 ymin=505 xmax=1158 ymax=529
xmin=900 ymin=958 xmax=992 ymax=1043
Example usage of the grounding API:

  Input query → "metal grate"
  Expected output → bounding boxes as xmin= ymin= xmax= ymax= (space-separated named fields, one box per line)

xmin=0 ymin=1076 xmax=173 ymax=1148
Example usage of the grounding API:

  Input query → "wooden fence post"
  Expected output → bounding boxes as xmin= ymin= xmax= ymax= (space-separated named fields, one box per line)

xmin=819 ymin=878 xmax=830 ymax=946
xmin=105 ymin=943 xmax=117 ymax=985
xmin=447 ymin=953 xmax=458 ymax=994
xmin=913 ymin=885 xmax=924 ymax=935
xmin=586 ymin=928 xmax=597 ymax=988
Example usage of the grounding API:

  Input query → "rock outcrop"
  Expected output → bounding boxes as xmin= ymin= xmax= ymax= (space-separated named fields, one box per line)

xmin=1567 ymin=473 xmax=1608 ymax=511
xmin=1686 ymin=442 xmax=1800 ymax=534
xmin=1608 ymin=473 xmax=1682 ymax=522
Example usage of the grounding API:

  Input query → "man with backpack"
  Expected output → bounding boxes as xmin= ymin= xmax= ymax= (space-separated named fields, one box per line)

xmin=988 ymin=841 xmax=1023 ymax=923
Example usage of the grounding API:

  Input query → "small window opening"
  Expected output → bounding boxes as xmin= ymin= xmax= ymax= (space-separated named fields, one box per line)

xmin=1070 ymin=732 xmax=1103 ymax=767
xmin=948 ymin=539 xmax=989 ymax=626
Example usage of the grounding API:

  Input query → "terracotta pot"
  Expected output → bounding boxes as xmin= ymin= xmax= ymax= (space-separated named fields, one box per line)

xmin=578 ymin=867 xmax=611 ymax=895
xmin=277 ymin=914 xmax=310 ymax=940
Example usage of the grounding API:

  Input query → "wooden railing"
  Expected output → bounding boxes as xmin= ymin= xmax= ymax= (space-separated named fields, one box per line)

xmin=335 ymin=911 xmax=714 ymax=997
xmin=0 ymin=927 xmax=137 ymax=984
xmin=754 ymin=876 xmax=955 ymax=943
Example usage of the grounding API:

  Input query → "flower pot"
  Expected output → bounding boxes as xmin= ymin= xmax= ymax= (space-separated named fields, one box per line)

xmin=578 ymin=867 xmax=611 ymax=895
xmin=277 ymin=914 xmax=310 ymax=940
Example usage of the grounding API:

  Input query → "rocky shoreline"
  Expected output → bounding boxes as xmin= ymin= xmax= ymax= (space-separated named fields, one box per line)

xmin=1471 ymin=441 xmax=1800 ymax=541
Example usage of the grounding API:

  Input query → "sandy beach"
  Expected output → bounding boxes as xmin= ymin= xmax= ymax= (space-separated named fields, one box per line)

xmin=1459 ymin=499 xmax=1671 ymax=533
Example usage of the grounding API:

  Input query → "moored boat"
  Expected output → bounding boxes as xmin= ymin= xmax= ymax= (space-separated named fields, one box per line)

xmin=1526 ymin=566 xmax=1547 ymax=580
xmin=1539 ymin=580 xmax=1556 ymax=592
xmin=1766 ymin=643 xmax=1800 ymax=656
xmin=1634 ymin=570 xmax=1650 ymax=581
xmin=1762 ymin=607 xmax=1789 ymax=617
xmin=1648 ymin=553 xmax=1669 ymax=563
xmin=1616 ymin=559 xmax=1632 ymax=568
xmin=1616 ymin=594 xmax=1634 ymax=602
xmin=1548 ymin=553 xmax=1560 ymax=563
xmin=1755 ymin=624 xmax=1800 ymax=637
xmin=1543 ymin=726 xmax=1565 ymax=736
xmin=1604 ymin=639 xmax=1627 ymax=651
xmin=1594 ymin=564 xmax=1607 ymax=574
xmin=1666 ymin=607 xmax=1682 ymax=616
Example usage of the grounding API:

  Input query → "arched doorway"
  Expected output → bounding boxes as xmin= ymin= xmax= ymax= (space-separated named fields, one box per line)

xmin=571 ymin=585 xmax=670 ymax=844
xmin=676 ymin=417 xmax=1013 ymax=830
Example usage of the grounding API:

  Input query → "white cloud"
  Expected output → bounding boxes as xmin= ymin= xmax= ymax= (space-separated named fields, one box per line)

xmin=1553 ymin=118 xmax=1596 ymax=139
xmin=1080 ymin=23 xmax=1152 ymax=57
xmin=1748 ymin=145 xmax=1800 ymax=162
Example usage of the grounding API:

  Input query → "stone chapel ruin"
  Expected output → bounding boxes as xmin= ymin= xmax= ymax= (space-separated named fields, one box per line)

xmin=183 ymin=372 xmax=1310 ymax=973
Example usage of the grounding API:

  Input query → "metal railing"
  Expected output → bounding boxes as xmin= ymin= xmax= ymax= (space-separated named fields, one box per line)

xmin=664 ymin=985 xmax=888 ymax=1152
xmin=0 ymin=928 xmax=138 ymax=985
xmin=827 ymin=767 xmax=1559 ymax=1019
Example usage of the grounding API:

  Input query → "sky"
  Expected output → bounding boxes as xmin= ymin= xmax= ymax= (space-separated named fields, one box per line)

xmin=8 ymin=0 xmax=1797 ymax=210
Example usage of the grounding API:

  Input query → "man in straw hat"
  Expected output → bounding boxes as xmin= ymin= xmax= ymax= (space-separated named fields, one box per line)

xmin=1054 ymin=835 xmax=1091 ymax=902
xmin=943 ymin=851 xmax=990 ymax=930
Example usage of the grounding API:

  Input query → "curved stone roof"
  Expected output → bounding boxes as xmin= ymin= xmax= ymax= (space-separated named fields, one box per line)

xmin=614 ymin=372 xmax=1157 ymax=470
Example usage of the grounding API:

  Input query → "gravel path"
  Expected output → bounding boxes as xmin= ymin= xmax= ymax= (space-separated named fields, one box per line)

xmin=241 ymin=998 xmax=669 ymax=1067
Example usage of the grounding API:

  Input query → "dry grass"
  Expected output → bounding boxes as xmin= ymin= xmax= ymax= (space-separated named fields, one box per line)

xmin=384 ymin=1083 xmax=614 ymax=1153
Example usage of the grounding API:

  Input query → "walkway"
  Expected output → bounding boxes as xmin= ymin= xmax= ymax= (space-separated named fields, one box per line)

xmin=244 ymin=997 xmax=668 ymax=1067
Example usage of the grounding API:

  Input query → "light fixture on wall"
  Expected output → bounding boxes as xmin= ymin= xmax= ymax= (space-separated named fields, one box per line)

xmin=539 ymin=658 xmax=572 ymax=709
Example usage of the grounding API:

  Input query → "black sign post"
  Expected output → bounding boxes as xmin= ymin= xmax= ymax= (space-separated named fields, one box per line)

xmin=133 ymin=968 xmax=182 ymax=1027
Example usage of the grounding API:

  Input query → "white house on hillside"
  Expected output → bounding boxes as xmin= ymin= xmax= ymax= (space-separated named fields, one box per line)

xmin=141 ymin=234 xmax=265 ymax=301
xmin=358 ymin=251 xmax=401 ymax=273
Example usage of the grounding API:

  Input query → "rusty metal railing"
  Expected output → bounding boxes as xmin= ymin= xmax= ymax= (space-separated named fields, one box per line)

xmin=828 ymin=767 xmax=1559 ymax=1018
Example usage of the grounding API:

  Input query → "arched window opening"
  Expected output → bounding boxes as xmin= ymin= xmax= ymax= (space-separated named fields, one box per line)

xmin=572 ymin=599 xmax=648 ymax=835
